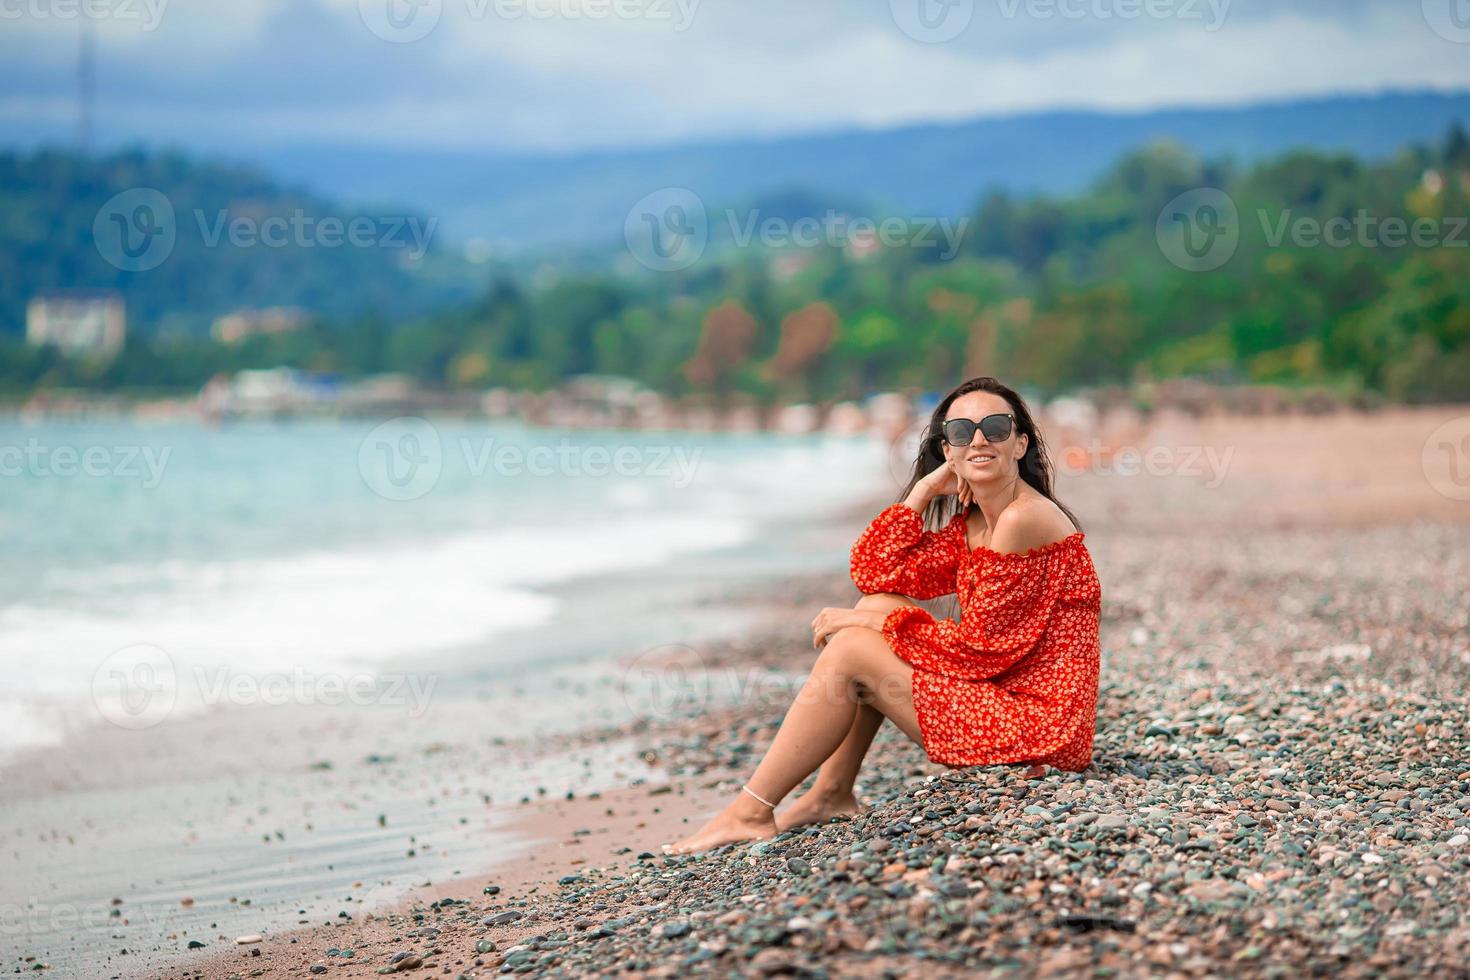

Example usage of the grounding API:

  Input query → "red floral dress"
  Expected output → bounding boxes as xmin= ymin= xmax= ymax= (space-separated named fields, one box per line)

xmin=850 ymin=503 xmax=1101 ymax=772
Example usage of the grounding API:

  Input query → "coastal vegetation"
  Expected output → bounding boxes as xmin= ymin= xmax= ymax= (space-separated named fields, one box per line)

xmin=2 ymin=126 xmax=1467 ymax=404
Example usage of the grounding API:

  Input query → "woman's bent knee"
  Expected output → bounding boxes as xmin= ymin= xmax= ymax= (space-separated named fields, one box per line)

xmin=815 ymin=628 xmax=876 ymax=680
xmin=854 ymin=592 xmax=915 ymax=614
xmin=819 ymin=628 xmax=897 ymax=683
xmin=824 ymin=626 xmax=880 ymax=654
xmin=815 ymin=631 xmax=857 ymax=672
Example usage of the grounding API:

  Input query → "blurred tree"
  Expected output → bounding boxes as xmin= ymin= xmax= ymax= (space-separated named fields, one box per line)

xmin=767 ymin=301 xmax=839 ymax=400
xmin=6 ymin=129 xmax=1470 ymax=405
xmin=684 ymin=300 xmax=758 ymax=397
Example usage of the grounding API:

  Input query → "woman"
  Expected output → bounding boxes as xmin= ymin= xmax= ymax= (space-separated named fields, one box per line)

xmin=665 ymin=377 xmax=1101 ymax=855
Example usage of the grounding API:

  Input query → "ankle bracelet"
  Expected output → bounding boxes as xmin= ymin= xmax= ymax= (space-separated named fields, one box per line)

xmin=741 ymin=784 xmax=776 ymax=809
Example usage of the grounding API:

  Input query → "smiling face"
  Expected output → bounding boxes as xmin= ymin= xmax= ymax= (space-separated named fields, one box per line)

xmin=942 ymin=390 xmax=1028 ymax=484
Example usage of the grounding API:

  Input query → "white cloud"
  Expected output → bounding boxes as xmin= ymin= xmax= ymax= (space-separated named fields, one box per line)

xmin=1 ymin=0 xmax=1466 ymax=152
xmin=385 ymin=5 xmax=1470 ymax=149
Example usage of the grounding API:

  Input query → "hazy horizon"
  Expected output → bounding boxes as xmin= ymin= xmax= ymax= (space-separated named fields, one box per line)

xmin=4 ymin=0 xmax=1470 ymax=158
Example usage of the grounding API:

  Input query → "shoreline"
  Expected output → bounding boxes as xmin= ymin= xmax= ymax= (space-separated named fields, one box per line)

xmin=1 ymin=480 xmax=884 ymax=979
xmin=149 ymin=568 xmax=879 ymax=980
xmin=7 ymin=407 xmax=1470 ymax=978
xmin=167 ymin=408 xmax=1470 ymax=979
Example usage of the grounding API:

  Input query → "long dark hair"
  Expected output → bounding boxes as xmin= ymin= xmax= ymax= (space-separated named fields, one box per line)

xmin=899 ymin=376 xmax=1081 ymax=532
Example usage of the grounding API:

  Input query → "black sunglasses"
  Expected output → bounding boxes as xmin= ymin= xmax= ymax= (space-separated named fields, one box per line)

xmin=941 ymin=413 xmax=1015 ymax=447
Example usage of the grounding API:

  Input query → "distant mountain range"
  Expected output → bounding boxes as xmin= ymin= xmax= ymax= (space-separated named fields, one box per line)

xmin=5 ymin=90 xmax=1469 ymax=339
xmin=224 ymin=90 xmax=1470 ymax=248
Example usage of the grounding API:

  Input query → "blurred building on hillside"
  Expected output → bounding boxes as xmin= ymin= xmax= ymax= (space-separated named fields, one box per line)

xmin=198 ymin=367 xmax=339 ymax=419
xmin=26 ymin=290 xmax=126 ymax=356
xmin=212 ymin=306 xmax=309 ymax=344
xmin=530 ymin=374 xmax=667 ymax=428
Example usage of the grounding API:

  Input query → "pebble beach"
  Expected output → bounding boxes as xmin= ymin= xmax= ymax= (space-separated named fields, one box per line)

xmin=19 ymin=407 xmax=1470 ymax=979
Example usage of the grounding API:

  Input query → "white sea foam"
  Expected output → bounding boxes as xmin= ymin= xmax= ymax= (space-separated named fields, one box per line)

xmin=0 ymin=513 xmax=756 ymax=758
xmin=0 ymin=425 xmax=892 ymax=759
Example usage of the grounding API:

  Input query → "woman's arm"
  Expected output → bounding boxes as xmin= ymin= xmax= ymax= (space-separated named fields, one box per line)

xmin=849 ymin=465 xmax=965 ymax=599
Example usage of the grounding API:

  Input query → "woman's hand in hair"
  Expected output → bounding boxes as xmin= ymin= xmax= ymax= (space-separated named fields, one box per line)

xmin=956 ymin=474 xmax=974 ymax=511
xmin=905 ymin=460 xmax=962 ymax=512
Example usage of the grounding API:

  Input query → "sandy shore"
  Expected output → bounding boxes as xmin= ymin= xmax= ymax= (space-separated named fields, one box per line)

xmin=10 ymin=405 xmax=1470 ymax=979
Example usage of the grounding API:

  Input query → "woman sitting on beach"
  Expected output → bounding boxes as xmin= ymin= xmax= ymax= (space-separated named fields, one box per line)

xmin=667 ymin=376 xmax=1102 ymax=854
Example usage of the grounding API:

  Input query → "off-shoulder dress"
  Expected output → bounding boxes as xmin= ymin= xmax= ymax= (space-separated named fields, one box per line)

xmin=849 ymin=503 xmax=1101 ymax=772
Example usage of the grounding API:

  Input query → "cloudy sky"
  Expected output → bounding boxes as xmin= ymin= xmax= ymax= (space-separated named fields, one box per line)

xmin=2 ymin=0 xmax=1469 ymax=155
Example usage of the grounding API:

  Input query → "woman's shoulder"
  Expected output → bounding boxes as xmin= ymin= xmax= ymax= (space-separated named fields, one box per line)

xmin=986 ymin=497 xmax=1081 ymax=558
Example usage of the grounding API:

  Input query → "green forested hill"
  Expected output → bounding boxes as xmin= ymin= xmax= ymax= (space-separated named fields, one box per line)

xmin=3 ymin=129 xmax=1469 ymax=404
xmin=385 ymin=128 xmax=1469 ymax=405
xmin=0 ymin=149 xmax=478 ymax=338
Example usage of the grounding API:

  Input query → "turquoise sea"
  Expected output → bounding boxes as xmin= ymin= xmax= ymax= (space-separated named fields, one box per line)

xmin=0 ymin=417 xmax=895 ymax=756
xmin=0 ymin=416 xmax=899 ymax=973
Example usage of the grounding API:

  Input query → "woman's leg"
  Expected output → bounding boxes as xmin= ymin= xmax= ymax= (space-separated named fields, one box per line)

xmin=777 ymin=593 xmax=918 ymax=830
xmin=775 ymin=703 xmax=882 ymax=830
xmin=665 ymin=624 xmax=923 ymax=854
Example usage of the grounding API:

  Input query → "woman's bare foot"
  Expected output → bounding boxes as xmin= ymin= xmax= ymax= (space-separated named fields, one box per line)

xmin=776 ymin=787 xmax=865 ymax=831
xmin=663 ymin=800 xmax=778 ymax=855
